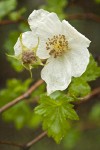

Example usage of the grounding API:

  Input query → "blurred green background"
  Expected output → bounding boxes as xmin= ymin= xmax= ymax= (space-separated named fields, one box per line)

xmin=0 ymin=0 xmax=100 ymax=150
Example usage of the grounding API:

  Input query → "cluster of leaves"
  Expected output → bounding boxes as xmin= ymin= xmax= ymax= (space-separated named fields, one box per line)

xmin=0 ymin=79 xmax=46 ymax=129
xmin=34 ymin=55 xmax=100 ymax=143
xmin=1 ymin=54 xmax=99 ymax=143
xmin=0 ymin=55 xmax=96 ymax=142
xmin=0 ymin=0 xmax=26 ymax=20
xmin=2 ymin=55 xmax=99 ymax=142
xmin=40 ymin=0 xmax=68 ymax=19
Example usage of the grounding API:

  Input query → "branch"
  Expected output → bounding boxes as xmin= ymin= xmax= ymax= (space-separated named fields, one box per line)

xmin=0 ymin=18 xmax=27 ymax=25
xmin=0 ymin=79 xmax=44 ymax=114
xmin=0 ymin=13 xmax=100 ymax=25
xmin=23 ymin=131 xmax=47 ymax=150
xmin=0 ymin=131 xmax=47 ymax=150
xmin=0 ymin=141 xmax=23 ymax=148
xmin=74 ymin=87 xmax=100 ymax=106
xmin=67 ymin=13 xmax=100 ymax=23
xmin=0 ymin=87 xmax=100 ymax=149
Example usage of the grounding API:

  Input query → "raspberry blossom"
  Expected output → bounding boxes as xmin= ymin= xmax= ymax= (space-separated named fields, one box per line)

xmin=14 ymin=31 xmax=42 ymax=76
xmin=28 ymin=9 xmax=91 ymax=95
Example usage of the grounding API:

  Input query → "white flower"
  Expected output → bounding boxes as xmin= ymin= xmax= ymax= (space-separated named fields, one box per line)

xmin=14 ymin=31 xmax=42 ymax=73
xmin=28 ymin=9 xmax=91 ymax=95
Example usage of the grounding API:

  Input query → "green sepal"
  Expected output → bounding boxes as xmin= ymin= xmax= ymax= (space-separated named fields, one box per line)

xmin=33 ymin=37 xmax=40 ymax=53
xmin=19 ymin=33 xmax=28 ymax=51
xmin=6 ymin=53 xmax=22 ymax=61
xmin=6 ymin=53 xmax=18 ymax=60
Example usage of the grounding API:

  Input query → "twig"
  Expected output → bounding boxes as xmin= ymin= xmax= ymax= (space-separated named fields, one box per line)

xmin=0 ymin=141 xmax=23 ymax=148
xmin=0 ymin=18 xmax=27 ymax=25
xmin=74 ymin=87 xmax=100 ymax=105
xmin=23 ymin=131 xmax=47 ymax=150
xmin=0 ymin=131 xmax=47 ymax=150
xmin=0 ymin=120 xmax=98 ymax=149
xmin=67 ymin=13 xmax=100 ymax=23
xmin=0 ymin=13 xmax=100 ymax=25
xmin=0 ymin=79 xmax=44 ymax=114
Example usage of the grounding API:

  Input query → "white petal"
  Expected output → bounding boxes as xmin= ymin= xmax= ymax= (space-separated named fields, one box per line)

xmin=14 ymin=37 xmax=22 ymax=56
xmin=66 ymin=45 xmax=90 ymax=77
xmin=41 ymin=56 xmax=72 ymax=95
xmin=28 ymin=9 xmax=62 ymax=34
xmin=29 ymin=10 xmax=62 ymax=36
xmin=14 ymin=31 xmax=38 ymax=56
xmin=62 ymin=20 xmax=91 ymax=47
xmin=28 ymin=9 xmax=49 ymax=30
xmin=44 ymin=12 xmax=62 ymax=34
xmin=36 ymin=38 xmax=50 ymax=59
xmin=33 ymin=13 xmax=62 ymax=37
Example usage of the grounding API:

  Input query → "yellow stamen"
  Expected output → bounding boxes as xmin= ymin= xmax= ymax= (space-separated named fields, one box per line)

xmin=46 ymin=34 xmax=68 ymax=58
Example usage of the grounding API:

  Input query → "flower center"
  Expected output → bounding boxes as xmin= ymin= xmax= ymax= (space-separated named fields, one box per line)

xmin=46 ymin=34 xmax=68 ymax=58
xmin=22 ymin=51 xmax=36 ymax=64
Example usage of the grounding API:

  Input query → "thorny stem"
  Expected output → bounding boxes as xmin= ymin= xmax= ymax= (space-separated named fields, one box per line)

xmin=0 ymin=79 xmax=44 ymax=114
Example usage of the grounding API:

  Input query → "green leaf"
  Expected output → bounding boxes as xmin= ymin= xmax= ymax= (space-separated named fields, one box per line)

xmin=80 ymin=55 xmax=100 ymax=82
xmin=68 ymin=78 xmax=91 ymax=98
xmin=0 ymin=0 xmax=17 ymax=20
xmin=50 ymin=91 xmax=75 ymax=102
xmin=35 ymin=93 xmax=79 ymax=143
